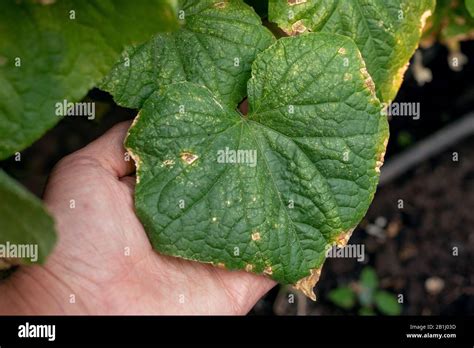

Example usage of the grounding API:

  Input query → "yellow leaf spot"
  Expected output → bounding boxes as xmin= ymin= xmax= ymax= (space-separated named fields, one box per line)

xmin=420 ymin=10 xmax=432 ymax=30
xmin=162 ymin=159 xmax=175 ymax=167
xmin=251 ymin=232 xmax=261 ymax=241
xmin=125 ymin=112 xmax=143 ymax=183
xmin=336 ymin=227 xmax=355 ymax=246
xmin=216 ymin=262 xmax=226 ymax=269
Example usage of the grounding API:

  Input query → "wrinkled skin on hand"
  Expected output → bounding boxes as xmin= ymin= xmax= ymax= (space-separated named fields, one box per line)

xmin=0 ymin=121 xmax=274 ymax=314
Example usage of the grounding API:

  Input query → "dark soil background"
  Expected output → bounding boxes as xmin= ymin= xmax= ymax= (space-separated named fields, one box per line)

xmin=1 ymin=39 xmax=473 ymax=315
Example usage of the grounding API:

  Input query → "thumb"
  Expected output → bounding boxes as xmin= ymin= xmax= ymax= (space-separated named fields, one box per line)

xmin=71 ymin=120 xmax=135 ymax=178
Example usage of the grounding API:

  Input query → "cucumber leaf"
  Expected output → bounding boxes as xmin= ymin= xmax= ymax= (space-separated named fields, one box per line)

xmin=0 ymin=0 xmax=178 ymax=159
xmin=0 ymin=170 xmax=56 ymax=265
xmin=125 ymin=33 xmax=389 ymax=299
xmin=268 ymin=0 xmax=435 ymax=103
xmin=101 ymin=0 xmax=275 ymax=109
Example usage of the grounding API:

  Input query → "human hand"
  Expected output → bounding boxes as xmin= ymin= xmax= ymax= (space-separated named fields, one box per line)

xmin=0 ymin=121 xmax=275 ymax=314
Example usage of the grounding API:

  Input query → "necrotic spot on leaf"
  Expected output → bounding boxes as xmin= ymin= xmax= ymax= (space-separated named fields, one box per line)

xmin=180 ymin=152 xmax=199 ymax=165
xmin=290 ymin=20 xmax=308 ymax=35
xmin=251 ymin=231 xmax=261 ymax=241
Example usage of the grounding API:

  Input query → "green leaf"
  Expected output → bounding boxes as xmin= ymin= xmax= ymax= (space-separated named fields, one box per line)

xmin=328 ymin=287 xmax=356 ymax=309
xmin=359 ymin=267 xmax=378 ymax=306
xmin=268 ymin=0 xmax=435 ymax=104
xmin=466 ymin=0 xmax=474 ymax=17
xmin=0 ymin=0 xmax=178 ymax=160
xmin=101 ymin=0 xmax=275 ymax=109
xmin=125 ymin=33 xmax=388 ymax=299
xmin=374 ymin=290 xmax=402 ymax=315
xmin=422 ymin=0 xmax=474 ymax=45
xmin=360 ymin=266 xmax=378 ymax=290
xmin=0 ymin=170 xmax=56 ymax=265
xmin=358 ymin=306 xmax=376 ymax=316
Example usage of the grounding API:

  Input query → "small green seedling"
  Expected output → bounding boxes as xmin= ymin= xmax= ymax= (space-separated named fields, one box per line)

xmin=328 ymin=266 xmax=402 ymax=315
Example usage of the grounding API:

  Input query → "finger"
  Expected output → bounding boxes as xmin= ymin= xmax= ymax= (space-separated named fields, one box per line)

xmin=74 ymin=120 xmax=135 ymax=177
xmin=119 ymin=175 xmax=136 ymax=194
xmin=213 ymin=268 xmax=276 ymax=314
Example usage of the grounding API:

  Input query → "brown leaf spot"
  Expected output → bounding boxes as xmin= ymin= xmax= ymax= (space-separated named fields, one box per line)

xmin=180 ymin=152 xmax=198 ymax=165
xmin=216 ymin=262 xmax=226 ymax=269
xmin=390 ymin=62 xmax=409 ymax=103
xmin=293 ymin=268 xmax=322 ymax=301
xmin=0 ymin=56 xmax=7 ymax=67
xmin=375 ymin=137 xmax=389 ymax=174
xmin=162 ymin=159 xmax=175 ymax=167
xmin=338 ymin=47 xmax=346 ymax=55
xmin=125 ymin=112 xmax=142 ymax=183
xmin=214 ymin=1 xmax=227 ymax=9
xmin=336 ymin=227 xmax=355 ymax=247
xmin=288 ymin=0 xmax=307 ymax=5
xmin=360 ymin=67 xmax=376 ymax=96
xmin=263 ymin=266 xmax=273 ymax=275
xmin=290 ymin=20 xmax=308 ymax=35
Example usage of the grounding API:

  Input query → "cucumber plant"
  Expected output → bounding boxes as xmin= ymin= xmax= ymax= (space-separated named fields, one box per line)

xmin=0 ymin=0 xmax=434 ymax=299
xmin=328 ymin=266 xmax=402 ymax=315
xmin=0 ymin=0 xmax=178 ymax=265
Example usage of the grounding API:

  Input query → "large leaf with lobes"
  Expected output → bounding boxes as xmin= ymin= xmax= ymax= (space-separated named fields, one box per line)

xmin=125 ymin=33 xmax=389 ymax=299
xmin=101 ymin=0 xmax=275 ymax=109
xmin=268 ymin=0 xmax=435 ymax=104
xmin=0 ymin=0 xmax=178 ymax=160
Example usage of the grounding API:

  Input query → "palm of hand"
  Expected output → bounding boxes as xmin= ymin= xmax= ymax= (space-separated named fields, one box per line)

xmin=0 ymin=122 xmax=274 ymax=314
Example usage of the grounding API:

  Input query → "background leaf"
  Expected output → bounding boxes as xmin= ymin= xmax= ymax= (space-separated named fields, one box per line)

xmin=0 ymin=170 xmax=56 ymax=265
xmin=328 ymin=287 xmax=356 ymax=309
xmin=358 ymin=267 xmax=378 ymax=306
xmin=360 ymin=266 xmax=378 ymax=290
xmin=0 ymin=0 xmax=178 ymax=159
xmin=374 ymin=290 xmax=402 ymax=315
xmin=358 ymin=306 xmax=376 ymax=316
xmin=466 ymin=0 xmax=474 ymax=17
xmin=422 ymin=0 xmax=474 ymax=46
